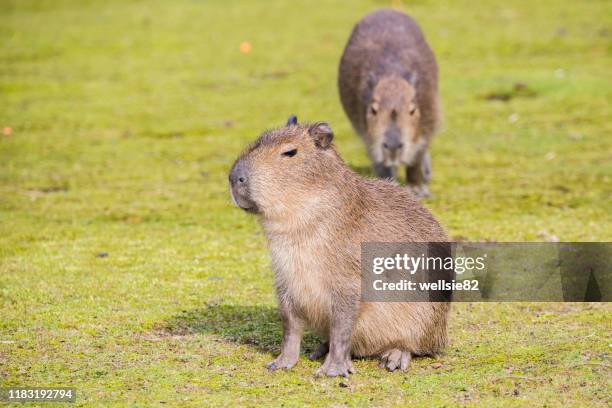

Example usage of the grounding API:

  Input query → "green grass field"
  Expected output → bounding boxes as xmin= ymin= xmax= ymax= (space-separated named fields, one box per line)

xmin=1 ymin=0 xmax=611 ymax=406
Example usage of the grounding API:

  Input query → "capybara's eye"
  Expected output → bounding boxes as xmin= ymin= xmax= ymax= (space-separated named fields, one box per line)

xmin=409 ymin=107 xmax=417 ymax=115
xmin=281 ymin=148 xmax=298 ymax=158
xmin=370 ymin=106 xmax=378 ymax=115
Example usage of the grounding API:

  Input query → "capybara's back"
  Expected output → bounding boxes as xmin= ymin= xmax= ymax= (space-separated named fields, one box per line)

xmin=339 ymin=9 xmax=440 ymax=197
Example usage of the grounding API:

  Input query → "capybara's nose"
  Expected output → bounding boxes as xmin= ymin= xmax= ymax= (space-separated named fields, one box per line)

xmin=382 ymin=140 xmax=404 ymax=151
xmin=229 ymin=160 xmax=248 ymax=186
xmin=383 ymin=127 xmax=403 ymax=157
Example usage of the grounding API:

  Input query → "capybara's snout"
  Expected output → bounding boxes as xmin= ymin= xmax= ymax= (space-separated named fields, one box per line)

xmin=382 ymin=124 xmax=404 ymax=165
xmin=229 ymin=159 xmax=258 ymax=213
xmin=229 ymin=159 xmax=248 ymax=186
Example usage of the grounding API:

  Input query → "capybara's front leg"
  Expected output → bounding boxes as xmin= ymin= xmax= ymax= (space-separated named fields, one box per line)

xmin=316 ymin=304 xmax=356 ymax=377
xmin=267 ymin=301 xmax=303 ymax=371
xmin=406 ymin=150 xmax=431 ymax=198
xmin=374 ymin=162 xmax=397 ymax=180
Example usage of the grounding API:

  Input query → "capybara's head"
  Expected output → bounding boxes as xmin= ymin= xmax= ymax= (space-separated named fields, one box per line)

xmin=229 ymin=116 xmax=340 ymax=218
xmin=366 ymin=73 xmax=424 ymax=167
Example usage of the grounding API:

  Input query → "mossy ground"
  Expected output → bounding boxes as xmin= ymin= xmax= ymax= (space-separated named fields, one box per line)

xmin=1 ymin=0 xmax=610 ymax=406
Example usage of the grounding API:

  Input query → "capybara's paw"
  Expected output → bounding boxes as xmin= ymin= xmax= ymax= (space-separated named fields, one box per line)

xmin=308 ymin=341 xmax=329 ymax=361
xmin=315 ymin=357 xmax=355 ymax=378
xmin=267 ymin=355 xmax=298 ymax=371
xmin=379 ymin=349 xmax=411 ymax=372
xmin=409 ymin=184 xmax=431 ymax=199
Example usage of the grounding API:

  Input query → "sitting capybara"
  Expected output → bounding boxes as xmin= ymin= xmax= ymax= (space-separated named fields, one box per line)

xmin=229 ymin=116 xmax=450 ymax=377
xmin=339 ymin=9 xmax=440 ymax=198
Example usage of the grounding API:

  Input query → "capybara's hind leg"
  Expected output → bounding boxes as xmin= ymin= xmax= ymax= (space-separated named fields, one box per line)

xmin=309 ymin=341 xmax=329 ymax=361
xmin=379 ymin=349 xmax=412 ymax=372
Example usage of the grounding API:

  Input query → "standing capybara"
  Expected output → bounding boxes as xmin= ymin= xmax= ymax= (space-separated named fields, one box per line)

xmin=339 ymin=9 xmax=440 ymax=198
xmin=229 ymin=116 xmax=450 ymax=377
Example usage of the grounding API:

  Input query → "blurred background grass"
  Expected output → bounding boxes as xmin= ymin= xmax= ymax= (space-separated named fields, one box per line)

xmin=1 ymin=0 xmax=610 ymax=406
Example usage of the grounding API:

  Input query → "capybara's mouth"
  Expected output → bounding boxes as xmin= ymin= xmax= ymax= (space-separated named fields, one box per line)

xmin=240 ymin=205 xmax=259 ymax=214
xmin=237 ymin=199 xmax=259 ymax=213
xmin=230 ymin=186 xmax=259 ymax=214
xmin=383 ymin=159 xmax=401 ymax=167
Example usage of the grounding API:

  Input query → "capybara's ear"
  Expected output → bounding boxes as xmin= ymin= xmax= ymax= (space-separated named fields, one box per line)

xmin=403 ymin=70 xmax=418 ymax=85
xmin=309 ymin=122 xmax=334 ymax=149
xmin=286 ymin=115 xmax=298 ymax=126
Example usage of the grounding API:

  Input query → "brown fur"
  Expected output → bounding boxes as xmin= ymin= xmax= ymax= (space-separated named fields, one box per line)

xmin=338 ymin=9 xmax=440 ymax=197
xmin=229 ymin=120 xmax=450 ymax=376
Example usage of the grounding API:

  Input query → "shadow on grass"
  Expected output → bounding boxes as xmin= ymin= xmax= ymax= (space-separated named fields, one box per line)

xmin=163 ymin=304 xmax=321 ymax=354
